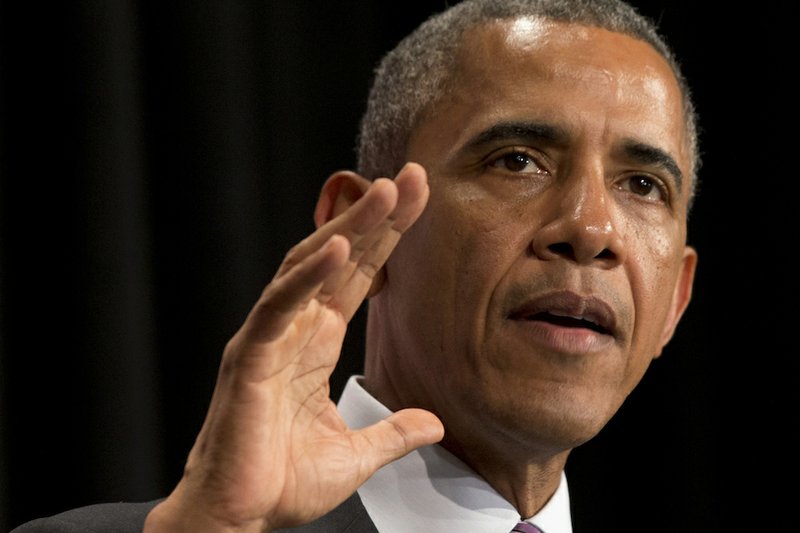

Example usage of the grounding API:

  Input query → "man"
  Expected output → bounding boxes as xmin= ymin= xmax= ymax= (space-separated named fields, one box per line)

xmin=14 ymin=0 xmax=699 ymax=531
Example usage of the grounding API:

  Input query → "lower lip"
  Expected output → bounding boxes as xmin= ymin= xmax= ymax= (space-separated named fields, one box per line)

xmin=508 ymin=319 xmax=615 ymax=354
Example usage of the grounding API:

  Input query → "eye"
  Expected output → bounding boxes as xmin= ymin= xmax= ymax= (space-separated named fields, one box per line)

xmin=488 ymin=151 xmax=546 ymax=175
xmin=619 ymin=174 xmax=668 ymax=203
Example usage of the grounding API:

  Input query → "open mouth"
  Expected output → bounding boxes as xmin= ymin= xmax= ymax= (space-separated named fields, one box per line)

xmin=506 ymin=291 xmax=617 ymax=338
xmin=512 ymin=311 xmax=610 ymax=335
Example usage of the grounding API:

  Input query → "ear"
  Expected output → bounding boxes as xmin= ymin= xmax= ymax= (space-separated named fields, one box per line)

xmin=654 ymin=246 xmax=698 ymax=357
xmin=313 ymin=170 xmax=372 ymax=228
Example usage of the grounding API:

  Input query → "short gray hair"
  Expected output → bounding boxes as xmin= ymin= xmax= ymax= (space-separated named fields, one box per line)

xmin=356 ymin=0 xmax=700 ymax=205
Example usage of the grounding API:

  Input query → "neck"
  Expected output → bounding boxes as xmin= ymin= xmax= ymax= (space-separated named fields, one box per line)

xmin=363 ymin=302 xmax=572 ymax=518
xmin=362 ymin=362 xmax=570 ymax=519
xmin=440 ymin=427 xmax=570 ymax=519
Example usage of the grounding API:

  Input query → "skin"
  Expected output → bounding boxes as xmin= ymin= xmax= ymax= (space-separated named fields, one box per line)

xmin=144 ymin=17 xmax=697 ymax=532
xmin=146 ymin=166 xmax=440 ymax=533
xmin=364 ymin=20 xmax=697 ymax=516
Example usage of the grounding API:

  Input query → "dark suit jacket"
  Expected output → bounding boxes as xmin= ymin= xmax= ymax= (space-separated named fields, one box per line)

xmin=11 ymin=493 xmax=378 ymax=533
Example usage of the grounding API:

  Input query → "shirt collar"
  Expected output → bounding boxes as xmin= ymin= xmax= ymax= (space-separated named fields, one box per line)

xmin=337 ymin=375 xmax=573 ymax=533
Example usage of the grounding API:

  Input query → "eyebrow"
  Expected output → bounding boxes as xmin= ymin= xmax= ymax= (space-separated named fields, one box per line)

xmin=621 ymin=140 xmax=683 ymax=192
xmin=463 ymin=121 xmax=569 ymax=152
xmin=460 ymin=120 xmax=684 ymax=192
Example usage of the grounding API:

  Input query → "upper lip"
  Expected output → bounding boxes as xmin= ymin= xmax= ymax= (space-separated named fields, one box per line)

xmin=507 ymin=290 xmax=618 ymax=337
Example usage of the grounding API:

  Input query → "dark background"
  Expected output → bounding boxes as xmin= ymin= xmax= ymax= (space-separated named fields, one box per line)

xmin=0 ymin=1 xmax=794 ymax=531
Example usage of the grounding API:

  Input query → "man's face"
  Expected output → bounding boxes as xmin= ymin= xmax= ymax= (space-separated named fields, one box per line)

xmin=366 ymin=20 xmax=697 ymax=459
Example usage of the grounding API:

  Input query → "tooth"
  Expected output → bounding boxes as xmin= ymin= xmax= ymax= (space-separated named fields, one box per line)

xmin=550 ymin=310 xmax=580 ymax=320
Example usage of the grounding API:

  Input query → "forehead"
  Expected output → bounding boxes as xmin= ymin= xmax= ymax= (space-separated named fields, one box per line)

xmin=414 ymin=19 xmax=691 ymax=181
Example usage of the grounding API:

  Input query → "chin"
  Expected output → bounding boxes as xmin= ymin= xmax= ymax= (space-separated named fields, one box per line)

xmin=483 ymin=388 xmax=620 ymax=453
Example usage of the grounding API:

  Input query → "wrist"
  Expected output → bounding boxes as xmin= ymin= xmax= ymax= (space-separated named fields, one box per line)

xmin=143 ymin=490 xmax=269 ymax=533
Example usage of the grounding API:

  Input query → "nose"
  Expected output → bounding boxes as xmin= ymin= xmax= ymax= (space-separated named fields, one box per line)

xmin=530 ymin=171 xmax=625 ymax=268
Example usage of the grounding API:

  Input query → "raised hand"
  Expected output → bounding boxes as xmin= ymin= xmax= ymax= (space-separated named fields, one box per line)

xmin=144 ymin=163 xmax=444 ymax=533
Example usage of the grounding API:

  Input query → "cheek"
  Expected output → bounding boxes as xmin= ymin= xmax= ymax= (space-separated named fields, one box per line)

xmin=393 ymin=186 xmax=524 ymax=350
xmin=435 ymin=184 xmax=528 ymax=295
xmin=625 ymin=221 xmax=685 ymax=346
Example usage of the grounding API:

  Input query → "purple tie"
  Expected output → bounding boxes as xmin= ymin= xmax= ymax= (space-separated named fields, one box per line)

xmin=511 ymin=522 xmax=544 ymax=533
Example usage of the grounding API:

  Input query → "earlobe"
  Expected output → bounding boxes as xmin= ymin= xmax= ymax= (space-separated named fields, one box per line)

xmin=655 ymin=246 xmax=698 ymax=357
xmin=313 ymin=170 xmax=372 ymax=229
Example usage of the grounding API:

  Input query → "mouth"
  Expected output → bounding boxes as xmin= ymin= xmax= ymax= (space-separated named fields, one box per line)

xmin=507 ymin=291 xmax=617 ymax=339
xmin=512 ymin=310 xmax=611 ymax=335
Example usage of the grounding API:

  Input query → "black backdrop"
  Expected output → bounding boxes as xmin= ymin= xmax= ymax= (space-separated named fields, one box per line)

xmin=0 ymin=1 xmax=795 ymax=531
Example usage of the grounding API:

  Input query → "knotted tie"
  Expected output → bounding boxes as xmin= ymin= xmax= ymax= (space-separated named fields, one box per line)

xmin=511 ymin=522 xmax=544 ymax=533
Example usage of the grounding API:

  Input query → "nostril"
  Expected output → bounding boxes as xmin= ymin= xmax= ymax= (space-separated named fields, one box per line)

xmin=596 ymin=248 xmax=615 ymax=260
xmin=542 ymin=243 xmax=617 ymax=263
xmin=547 ymin=242 xmax=574 ymax=258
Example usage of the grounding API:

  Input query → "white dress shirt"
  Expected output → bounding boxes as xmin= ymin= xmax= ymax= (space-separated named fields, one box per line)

xmin=337 ymin=375 xmax=573 ymax=533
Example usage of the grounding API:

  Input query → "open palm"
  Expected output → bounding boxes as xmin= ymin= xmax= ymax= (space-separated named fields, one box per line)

xmin=145 ymin=163 xmax=444 ymax=532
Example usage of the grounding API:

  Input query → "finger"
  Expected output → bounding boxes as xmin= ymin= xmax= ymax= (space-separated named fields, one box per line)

xmin=385 ymin=162 xmax=430 ymax=233
xmin=351 ymin=163 xmax=429 ymax=275
xmin=353 ymin=408 xmax=444 ymax=481
xmin=243 ymin=234 xmax=350 ymax=344
xmin=346 ymin=162 xmax=429 ymax=268
xmin=318 ymin=164 xmax=429 ymax=316
xmin=273 ymin=178 xmax=398 ymax=281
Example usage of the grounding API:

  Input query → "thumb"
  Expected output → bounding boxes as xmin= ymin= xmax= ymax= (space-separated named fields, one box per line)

xmin=354 ymin=408 xmax=444 ymax=476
